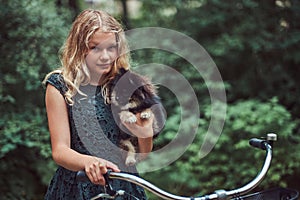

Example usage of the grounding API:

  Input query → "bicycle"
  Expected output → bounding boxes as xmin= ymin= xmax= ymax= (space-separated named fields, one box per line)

xmin=76 ymin=133 xmax=299 ymax=200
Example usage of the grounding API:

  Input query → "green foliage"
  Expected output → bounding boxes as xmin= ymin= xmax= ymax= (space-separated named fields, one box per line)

xmin=0 ymin=0 xmax=70 ymax=198
xmin=0 ymin=108 xmax=50 ymax=159
xmin=220 ymin=98 xmax=299 ymax=188
xmin=134 ymin=0 xmax=300 ymax=197
xmin=0 ymin=146 xmax=56 ymax=200
xmin=1 ymin=0 xmax=300 ymax=199
xmin=136 ymin=0 xmax=300 ymax=114
xmin=144 ymin=98 xmax=299 ymax=198
xmin=0 ymin=0 xmax=68 ymax=103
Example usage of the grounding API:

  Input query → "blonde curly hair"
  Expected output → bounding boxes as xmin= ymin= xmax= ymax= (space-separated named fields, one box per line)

xmin=44 ymin=9 xmax=130 ymax=105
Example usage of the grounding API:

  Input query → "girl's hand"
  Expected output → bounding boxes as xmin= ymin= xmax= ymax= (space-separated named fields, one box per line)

xmin=122 ymin=112 xmax=154 ymax=158
xmin=122 ymin=112 xmax=154 ymax=138
xmin=85 ymin=157 xmax=120 ymax=185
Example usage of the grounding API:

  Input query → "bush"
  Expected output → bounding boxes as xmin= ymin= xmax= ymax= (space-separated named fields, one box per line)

xmin=0 ymin=0 xmax=70 ymax=198
xmin=143 ymin=98 xmax=299 ymax=198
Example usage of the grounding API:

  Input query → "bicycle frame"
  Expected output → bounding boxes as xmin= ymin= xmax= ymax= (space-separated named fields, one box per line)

xmin=77 ymin=133 xmax=277 ymax=200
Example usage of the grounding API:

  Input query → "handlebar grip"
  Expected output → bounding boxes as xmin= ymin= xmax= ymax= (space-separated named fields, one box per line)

xmin=76 ymin=170 xmax=116 ymax=196
xmin=249 ymin=138 xmax=267 ymax=150
xmin=76 ymin=171 xmax=89 ymax=182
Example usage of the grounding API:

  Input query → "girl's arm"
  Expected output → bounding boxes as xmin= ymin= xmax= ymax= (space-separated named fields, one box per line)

xmin=45 ymin=85 xmax=120 ymax=184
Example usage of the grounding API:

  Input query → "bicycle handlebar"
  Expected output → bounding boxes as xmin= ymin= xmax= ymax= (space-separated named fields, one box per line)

xmin=76 ymin=134 xmax=277 ymax=200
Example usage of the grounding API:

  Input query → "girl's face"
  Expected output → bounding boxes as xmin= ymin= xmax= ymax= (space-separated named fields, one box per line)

xmin=86 ymin=31 xmax=118 ymax=85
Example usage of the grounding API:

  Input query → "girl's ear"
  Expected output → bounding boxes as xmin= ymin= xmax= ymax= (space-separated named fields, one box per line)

xmin=84 ymin=48 xmax=89 ymax=56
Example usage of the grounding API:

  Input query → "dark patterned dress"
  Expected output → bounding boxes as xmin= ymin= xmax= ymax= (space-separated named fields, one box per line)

xmin=44 ymin=73 xmax=147 ymax=200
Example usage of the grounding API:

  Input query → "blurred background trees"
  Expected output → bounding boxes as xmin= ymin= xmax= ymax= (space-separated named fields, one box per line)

xmin=0 ymin=0 xmax=299 ymax=199
xmin=0 ymin=0 xmax=71 ymax=199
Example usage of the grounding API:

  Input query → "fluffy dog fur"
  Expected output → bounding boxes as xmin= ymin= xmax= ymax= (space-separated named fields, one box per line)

xmin=107 ymin=68 xmax=165 ymax=166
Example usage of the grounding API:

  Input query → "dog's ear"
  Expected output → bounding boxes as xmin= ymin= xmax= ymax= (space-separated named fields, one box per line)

xmin=140 ymin=77 xmax=157 ymax=97
xmin=126 ymin=72 xmax=157 ymax=96
xmin=144 ymin=82 xmax=157 ymax=96
xmin=111 ymin=68 xmax=128 ymax=86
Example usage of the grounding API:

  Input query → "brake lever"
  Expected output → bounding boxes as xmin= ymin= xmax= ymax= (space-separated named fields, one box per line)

xmin=104 ymin=169 xmax=116 ymax=196
xmin=90 ymin=193 xmax=116 ymax=200
xmin=90 ymin=190 xmax=125 ymax=200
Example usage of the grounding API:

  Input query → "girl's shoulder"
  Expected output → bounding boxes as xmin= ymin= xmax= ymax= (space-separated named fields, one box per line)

xmin=45 ymin=71 xmax=68 ymax=96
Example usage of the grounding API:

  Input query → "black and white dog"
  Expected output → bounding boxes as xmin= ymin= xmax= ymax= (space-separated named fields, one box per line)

xmin=107 ymin=68 xmax=165 ymax=166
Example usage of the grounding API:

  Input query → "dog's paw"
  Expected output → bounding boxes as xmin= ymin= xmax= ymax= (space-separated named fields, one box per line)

xmin=125 ymin=156 xmax=136 ymax=166
xmin=140 ymin=111 xmax=152 ymax=119
xmin=120 ymin=111 xmax=137 ymax=123
xmin=126 ymin=115 xmax=137 ymax=123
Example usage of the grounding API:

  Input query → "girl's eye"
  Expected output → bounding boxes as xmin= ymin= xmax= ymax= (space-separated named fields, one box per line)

xmin=108 ymin=45 xmax=117 ymax=51
xmin=91 ymin=46 xmax=100 ymax=52
xmin=89 ymin=44 xmax=117 ymax=52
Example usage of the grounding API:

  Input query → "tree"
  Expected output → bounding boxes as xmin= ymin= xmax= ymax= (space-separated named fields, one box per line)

xmin=1 ymin=0 xmax=300 ymax=198
xmin=131 ymin=0 xmax=300 ymax=196
xmin=0 ymin=0 xmax=71 ymax=198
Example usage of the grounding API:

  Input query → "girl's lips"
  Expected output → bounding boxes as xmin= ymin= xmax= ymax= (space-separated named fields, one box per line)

xmin=97 ymin=63 xmax=111 ymax=68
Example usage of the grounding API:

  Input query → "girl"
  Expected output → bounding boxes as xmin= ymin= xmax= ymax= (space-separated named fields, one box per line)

xmin=44 ymin=9 xmax=153 ymax=199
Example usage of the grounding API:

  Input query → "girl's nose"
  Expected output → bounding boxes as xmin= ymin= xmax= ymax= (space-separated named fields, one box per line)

xmin=99 ymin=49 xmax=109 ymax=62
